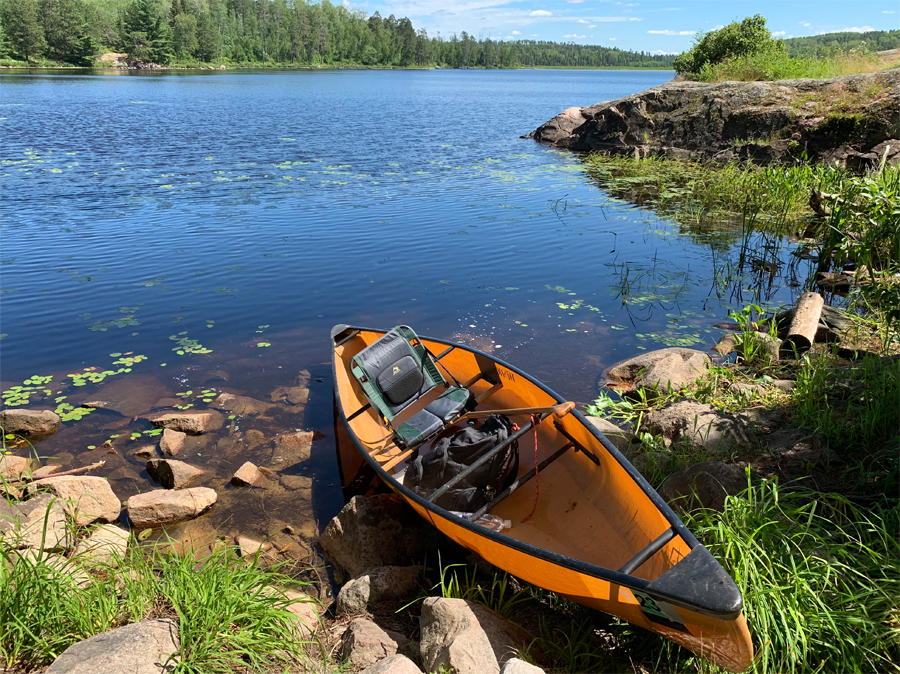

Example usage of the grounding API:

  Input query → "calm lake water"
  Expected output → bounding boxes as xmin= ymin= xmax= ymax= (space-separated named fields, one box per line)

xmin=0 ymin=69 xmax=807 ymax=548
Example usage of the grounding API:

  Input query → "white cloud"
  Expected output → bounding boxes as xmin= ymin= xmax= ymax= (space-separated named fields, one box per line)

xmin=564 ymin=33 xmax=587 ymax=39
xmin=800 ymin=21 xmax=811 ymax=27
xmin=651 ymin=49 xmax=678 ymax=55
xmin=841 ymin=25 xmax=876 ymax=32
xmin=589 ymin=24 xmax=596 ymax=28
xmin=609 ymin=37 xmax=617 ymax=40
xmin=530 ymin=9 xmax=552 ymax=16
xmin=577 ymin=18 xmax=589 ymax=23
xmin=882 ymin=10 xmax=895 ymax=13
xmin=567 ymin=0 xmax=585 ymax=3
xmin=626 ymin=2 xmax=639 ymax=5
xmin=772 ymin=31 xmax=786 ymax=37
xmin=647 ymin=29 xmax=695 ymax=35
xmin=591 ymin=16 xmax=643 ymax=22
xmin=511 ymin=30 xmax=521 ymax=35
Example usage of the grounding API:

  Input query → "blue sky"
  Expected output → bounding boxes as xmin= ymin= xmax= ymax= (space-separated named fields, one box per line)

xmin=344 ymin=0 xmax=900 ymax=54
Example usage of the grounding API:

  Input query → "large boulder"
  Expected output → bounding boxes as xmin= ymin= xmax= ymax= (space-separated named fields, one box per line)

xmin=339 ymin=618 xmax=406 ymax=669
xmin=0 ymin=409 xmax=60 ymax=438
xmin=126 ymin=487 xmax=217 ymax=529
xmin=25 ymin=476 xmax=121 ymax=526
xmin=336 ymin=565 xmax=420 ymax=616
xmin=145 ymin=410 xmax=223 ymax=435
xmin=45 ymin=619 xmax=179 ymax=674
xmin=501 ymin=659 xmax=546 ymax=674
xmin=0 ymin=493 xmax=69 ymax=551
xmin=419 ymin=597 xmax=530 ymax=674
xmin=604 ymin=348 xmax=711 ymax=396
xmin=146 ymin=459 xmax=205 ymax=489
xmin=159 ymin=429 xmax=186 ymax=457
xmin=658 ymin=461 xmax=747 ymax=512
xmin=529 ymin=69 xmax=900 ymax=167
xmin=644 ymin=401 xmax=756 ymax=455
xmin=317 ymin=494 xmax=435 ymax=583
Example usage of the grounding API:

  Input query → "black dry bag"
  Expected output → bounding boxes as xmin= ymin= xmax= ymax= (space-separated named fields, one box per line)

xmin=405 ymin=414 xmax=518 ymax=512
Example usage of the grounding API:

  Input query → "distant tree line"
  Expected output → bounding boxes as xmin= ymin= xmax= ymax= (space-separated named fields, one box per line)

xmin=0 ymin=0 xmax=676 ymax=68
xmin=781 ymin=30 xmax=900 ymax=58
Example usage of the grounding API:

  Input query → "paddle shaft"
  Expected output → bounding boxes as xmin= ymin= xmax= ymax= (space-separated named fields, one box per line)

xmin=461 ymin=401 xmax=575 ymax=420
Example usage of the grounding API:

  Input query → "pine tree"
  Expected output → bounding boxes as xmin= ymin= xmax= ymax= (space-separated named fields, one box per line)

xmin=1 ymin=0 xmax=47 ymax=63
xmin=124 ymin=0 xmax=170 ymax=64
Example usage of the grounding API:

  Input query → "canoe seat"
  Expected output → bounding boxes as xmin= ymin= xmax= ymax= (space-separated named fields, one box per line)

xmin=351 ymin=326 xmax=473 ymax=447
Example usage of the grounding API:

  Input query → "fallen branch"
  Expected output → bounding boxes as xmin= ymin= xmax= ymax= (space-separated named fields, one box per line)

xmin=11 ymin=461 xmax=105 ymax=485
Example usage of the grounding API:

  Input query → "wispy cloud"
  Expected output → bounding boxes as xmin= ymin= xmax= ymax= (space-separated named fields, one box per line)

xmin=588 ymin=24 xmax=596 ymax=28
xmin=651 ymin=49 xmax=678 ymax=55
xmin=577 ymin=18 xmax=589 ymax=24
xmin=564 ymin=33 xmax=587 ymax=39
xmin=647 ymin=29 xmax=694 ymax=35
xmin=530 ymin=9 xmax=552 ymax=17
xmin=567 ymin=0 xmax=585 ymax=3
xmin=772 ymin=31 xmax=786 ymax=37
xmin=609 ymin=37 xmax=617 ymax=40
xmin=841 ymin=25 xmax=876 ymax=32
xmin=511 ymin=30 xmax=521 ymax=35
xmin=882 ymin=10 xmax=895 ymax=13
xmin=799 ymin=21 xmax=811 ymax=27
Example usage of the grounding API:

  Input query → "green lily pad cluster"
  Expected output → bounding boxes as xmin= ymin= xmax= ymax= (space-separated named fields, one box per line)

xmin=2 ymin=375 xmax=54 ymax=406
xmin=88 ymin=316 xmax=140 ymax=331
xmin=170 ymin=332 xmax=212 ymax=355
xmin=55 ymin=402 xmax=95 ymax=422
xmin=173 ymin=388 xmax=217 ymax=410
xmin=111 ymin=353 xmax=147 ymax=368
xmin=130 ymin=428 xmax=163 ymax=440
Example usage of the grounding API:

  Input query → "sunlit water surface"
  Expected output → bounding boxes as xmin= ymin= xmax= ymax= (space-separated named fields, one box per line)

xmin=0 ymin=69 xmax=808 ymax=549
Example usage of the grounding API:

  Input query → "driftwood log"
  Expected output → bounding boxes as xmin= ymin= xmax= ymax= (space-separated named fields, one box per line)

xmin=781 ymin=292 xmax=825 ymax=357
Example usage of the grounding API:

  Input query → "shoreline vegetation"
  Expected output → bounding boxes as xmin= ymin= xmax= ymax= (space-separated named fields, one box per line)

xmin=2 ymin=11 xmax=899 ymax=674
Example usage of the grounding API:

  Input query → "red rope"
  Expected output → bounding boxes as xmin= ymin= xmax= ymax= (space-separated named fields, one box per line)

xmin=520 ymin=414 xmax=541 ymax=523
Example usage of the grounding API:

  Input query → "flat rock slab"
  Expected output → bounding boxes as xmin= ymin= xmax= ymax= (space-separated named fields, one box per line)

xmin=25 ymin=476 xmax=121 ymax=526
xmin=214 ymin=392 xmax=275 ymax=416
xmin=147 ymin=459 xmax=205 ymax=489
xmin=46 ymin=619 xmax=179 ymax=674
xmin=337 ymin=565 xmax=420 ymax=616
xmin=127 ymin=487 xmax=217 ymax=529
xmin=318 ymin=494 xmax=435 ymax=583
xmin=89 ymin=375 xmax=172 ymax=418
xmin=340 ymin=618 xmax=407 ymax=669
xmin=0 ymin=409 xmax=61 ymax=437
xmin=605 ymin=347 xmax=711 ymax=396
xmin=360 ymin=654 xmax=424 ymax=674
xmin=73 ymin=523 xmax=130 ymax=565
xmin=420 ymin=597 xmax=530 ymax=674
xmin=146 ymin=410 xmax=224 ymax=435
xmin=0 ymin=493 xmax=69 ymax=551
xmin=269 ymin=430 xmax=314 ymax=467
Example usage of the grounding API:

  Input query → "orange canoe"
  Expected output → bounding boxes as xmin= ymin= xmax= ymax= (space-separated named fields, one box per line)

xmin=331 ymin=325 xmax=753 ymax=672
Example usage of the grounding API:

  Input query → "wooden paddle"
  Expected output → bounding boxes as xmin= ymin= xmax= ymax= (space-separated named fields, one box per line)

xmin=461 ymin=401 xmax=575 ymax=421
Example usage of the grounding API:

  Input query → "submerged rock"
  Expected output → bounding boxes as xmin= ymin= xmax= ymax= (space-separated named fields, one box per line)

xmin=269 ymin=429 xmax=314 ymax=466
xmin=145 ymin=410 xmax=223 ymax=435
xmin=214 ymin=392 xmax=275 ymax=416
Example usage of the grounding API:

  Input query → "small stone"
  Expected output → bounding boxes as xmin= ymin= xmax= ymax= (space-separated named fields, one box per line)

xmin=283 ymin=589 xmax=322 ymax=638
xmin=340 ymin=618 xmax=406 ymax=669
xmin=45 ymin=619 xmax=179 ymax=674
xmin=146 ymin=459 xmax=205 ymax=489
xmin=146 ymin=410 xmax=224 ymax=435
xmin=235 ymin=535 xmax=272 ymax=558
xmin=500 ymin=658 xmax=546 ymax=674
xmin=73 ymin=524 xmax=130 ymax=565
xmin=25 ymin=476 xmax=121 ymax=526
xmin=160 ymin=428 xmax=187 ymax=456
xmin=336 ymin=566 xmax=420 ymax=616
xmin=713 ymin=333 xmax=738 ymax=356
xmin=127 ymin=487 xmax=217 ymax=529
xmin=231 ymin=461 xmax=267 ymax=487
xmin=360 ymin=654 xmax=424 ymax=674
xmin=0 ymin=409 xmax=61 ymax=437
xmin=0 ymin=455 xmax=32 ymax=480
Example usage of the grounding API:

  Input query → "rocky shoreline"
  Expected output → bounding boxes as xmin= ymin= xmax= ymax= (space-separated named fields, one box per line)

xmin=528 ymin=68 xmax=900 ymax=168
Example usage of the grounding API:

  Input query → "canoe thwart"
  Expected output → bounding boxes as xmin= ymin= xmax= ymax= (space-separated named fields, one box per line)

xmin=462 ymin=401 xmax=575 ymax=421
xmin=554 ymin=422 xmax=601 ymax=466
xmin=346 ymin=401 xmax=372 ymax=422
xmin=427 ymin=411 xmax=551 ymax=504
xmin=618 ymin=526 xmax=676 ymax=575
xmin=471 ymin=442 xmax=575 ymax=521
xmin=335 ymin=328 xmax=362 ymax=347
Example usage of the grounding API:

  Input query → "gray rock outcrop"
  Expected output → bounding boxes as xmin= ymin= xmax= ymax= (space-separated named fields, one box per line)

xmin=658 ymin=461 xmax=747 ymax=512
xmin=529 ymin=69 xmax=900 ymax=168
xmin=605 ymin=347 xmax=711 ymax=396
xmin=45 ymin=619 xmax=179 ymax=674
xmin=644 ymin=401 xmax=756 ymax=455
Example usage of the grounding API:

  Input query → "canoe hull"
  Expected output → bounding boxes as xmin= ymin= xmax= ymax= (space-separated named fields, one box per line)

xmin=331 ymin=325 xmax=753 ymax=672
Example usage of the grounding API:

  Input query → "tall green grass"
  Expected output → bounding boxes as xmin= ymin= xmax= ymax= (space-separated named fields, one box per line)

xmin=685 ymin=480 xmax=900 ymax=674
xmin=695 ymin=49 xmax=900 ymax=82
xmin=0 ymin=539 xmax=323 ymax=672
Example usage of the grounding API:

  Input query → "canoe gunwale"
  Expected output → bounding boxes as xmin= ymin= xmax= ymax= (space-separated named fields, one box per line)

xmin=331 ymin=325 xmax=743 ymax=621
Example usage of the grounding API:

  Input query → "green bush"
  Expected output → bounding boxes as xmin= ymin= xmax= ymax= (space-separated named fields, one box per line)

xmin=675 ymin=14 xmax=784 ymax=78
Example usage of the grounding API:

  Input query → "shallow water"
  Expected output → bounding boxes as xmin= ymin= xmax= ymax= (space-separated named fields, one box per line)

xmin=0 ymin=69 xmax=809 ymax=543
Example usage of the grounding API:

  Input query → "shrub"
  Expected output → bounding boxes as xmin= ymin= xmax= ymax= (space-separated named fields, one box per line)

xmin=675 ymin=14 xmax=784 ymax=78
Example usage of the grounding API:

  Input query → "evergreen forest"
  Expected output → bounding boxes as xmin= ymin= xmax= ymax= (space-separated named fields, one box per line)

xmin=0 ymin=0 xmax=676 ymax=68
